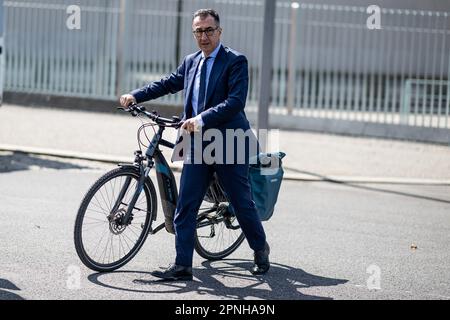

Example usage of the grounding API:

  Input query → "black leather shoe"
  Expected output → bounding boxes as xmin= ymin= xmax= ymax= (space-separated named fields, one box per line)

xmin=151 ymin=264 xmax=193 ymax=281
xmin=251 ymin=242 xmax=270 ymax=275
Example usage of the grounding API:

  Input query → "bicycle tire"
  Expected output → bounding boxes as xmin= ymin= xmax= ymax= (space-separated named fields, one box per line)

xmin=74 ymin=166 xmax=157 ymax=272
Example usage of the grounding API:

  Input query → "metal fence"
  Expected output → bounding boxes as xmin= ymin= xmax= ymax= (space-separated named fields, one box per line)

xmin=4 ymin=0 xmax=120 ymax=99
xmin=287 ymin=4 xmax=450 ymax=130
xmin=3 ymin=0 xmax=450 ymax=130
xmin=0 ymin=0 xmax=4 ymax=104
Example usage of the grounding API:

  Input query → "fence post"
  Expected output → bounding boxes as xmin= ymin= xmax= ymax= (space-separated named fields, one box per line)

xmin=287 ymin=2 xmax=299 ymax=115
xmin=400 ymin=79 xmax=411 ymax=125
xmin=0 ymin=0 xmax=4 ymax=106
xmin=115 ymin=0 xmax=129 ymax=98
xmin=447 ymin=36 xmax=450 ymax=129
xmin=175 ymin=0 xmax=183 ymax=66
xmin=257 ymin=0 xmax=276 ymax=150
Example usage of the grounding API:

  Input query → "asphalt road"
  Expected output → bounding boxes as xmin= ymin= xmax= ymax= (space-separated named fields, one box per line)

xmin=1 ymin=152 xmax=449 ymax=300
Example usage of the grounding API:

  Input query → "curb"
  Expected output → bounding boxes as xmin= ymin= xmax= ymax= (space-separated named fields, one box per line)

xmin=0 ymin=144 xmax=186 ymax=171
xmin=1 ymin=144 xmax=450 ymax=186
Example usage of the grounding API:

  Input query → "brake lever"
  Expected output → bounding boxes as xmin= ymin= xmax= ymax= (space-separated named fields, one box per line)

xmin=117 ymin=104 xmax=138 ymax=115
xmin=174 ymin=120 xmax=185 ymax=129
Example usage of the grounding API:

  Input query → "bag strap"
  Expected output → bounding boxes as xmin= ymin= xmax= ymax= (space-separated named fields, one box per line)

xmin=252 ymin=152 xmax=286 ymax=168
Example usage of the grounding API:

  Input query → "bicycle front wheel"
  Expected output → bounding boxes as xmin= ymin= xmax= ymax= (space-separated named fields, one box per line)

xmin=74 ymin=166 xmax=157 ymax=272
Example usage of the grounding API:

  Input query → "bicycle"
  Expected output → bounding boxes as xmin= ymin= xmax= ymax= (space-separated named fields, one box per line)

xmin=74 ymin=104 xmax=245 ymax=272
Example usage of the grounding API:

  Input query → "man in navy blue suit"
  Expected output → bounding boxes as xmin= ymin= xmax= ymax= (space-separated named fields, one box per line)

xmin=120 ymin=9 xmax=269 ymax=281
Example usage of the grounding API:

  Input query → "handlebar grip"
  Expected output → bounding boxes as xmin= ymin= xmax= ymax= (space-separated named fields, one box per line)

xmin=118 ymin=104 xmax=181 ymax=126
xmin=174 ymin=120 xmax=184 ymax=129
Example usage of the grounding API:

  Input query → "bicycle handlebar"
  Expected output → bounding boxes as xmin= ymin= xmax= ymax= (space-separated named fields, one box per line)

xmin=118 ymin=104 xmax=183 ymax=128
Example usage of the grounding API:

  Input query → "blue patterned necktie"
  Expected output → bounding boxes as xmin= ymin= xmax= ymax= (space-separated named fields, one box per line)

xmin=196 ymin=56 xmax=211 ymax=116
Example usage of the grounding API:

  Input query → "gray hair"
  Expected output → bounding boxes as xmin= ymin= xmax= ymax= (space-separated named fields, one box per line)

xmin=193 ymin=9 xmax=220 ymax=26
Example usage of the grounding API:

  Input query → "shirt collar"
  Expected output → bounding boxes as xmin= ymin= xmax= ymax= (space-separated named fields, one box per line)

xmin=202 ymin=42 xmax=222 ymax=60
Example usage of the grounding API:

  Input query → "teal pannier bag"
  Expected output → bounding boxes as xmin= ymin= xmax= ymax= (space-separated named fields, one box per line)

xmin=249 ymin=152 xmax=286 ymax=221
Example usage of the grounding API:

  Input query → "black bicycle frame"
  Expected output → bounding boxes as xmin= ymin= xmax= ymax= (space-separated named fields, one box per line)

xmin=112 ymin=125 xmax=178 ymax=230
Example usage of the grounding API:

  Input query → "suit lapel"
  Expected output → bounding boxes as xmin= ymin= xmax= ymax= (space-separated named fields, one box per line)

xmin=184 ymin=53 xmax=202 ymax=115
xmin=205 ymin=46 xmax=227 ymax=108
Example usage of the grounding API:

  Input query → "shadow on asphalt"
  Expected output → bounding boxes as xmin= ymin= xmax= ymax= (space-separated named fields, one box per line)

xmin=0 ymin=278 xmax=25 ymax=300
xmin=0 ymin=151 xmax=90 ymax=173
xmin=286 ymin=168 xmax=450 ymax=204
xmin=87 ymin=260 xmax=348 ymax=300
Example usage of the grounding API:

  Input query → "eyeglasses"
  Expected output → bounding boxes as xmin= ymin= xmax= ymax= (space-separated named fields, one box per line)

xmin=192 ymin=26 xmax=220 ymax=38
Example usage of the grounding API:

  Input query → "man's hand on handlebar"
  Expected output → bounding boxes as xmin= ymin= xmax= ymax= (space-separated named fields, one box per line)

xmin=120 ymin=94 xmax=137 ymax=108
xmin=117 ymin=102 xmax=184 ymax=129
xmin=182 ymin=117 xmax=201 ymax=133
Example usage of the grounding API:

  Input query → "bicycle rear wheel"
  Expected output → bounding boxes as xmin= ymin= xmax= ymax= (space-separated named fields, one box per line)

xmin=194 ymin=176 xmax=245 ymax=260
xmin=74 ymin=166 xmax=157 ymax=272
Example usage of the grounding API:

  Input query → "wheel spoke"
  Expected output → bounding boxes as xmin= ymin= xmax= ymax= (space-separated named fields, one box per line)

xmin=76 ymin=170 xmax=154 ymax=271
xmin=195 ymin=199 xmax=244 ymax=259
xmin=91 ymin=196 xmax=109 ymax=216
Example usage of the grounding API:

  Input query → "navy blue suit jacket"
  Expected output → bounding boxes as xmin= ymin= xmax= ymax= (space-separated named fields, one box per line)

xmin=130 ymin=45 xmax=251 ymax=132
xmin=131 ymin=45 xmax=259 ymax=164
